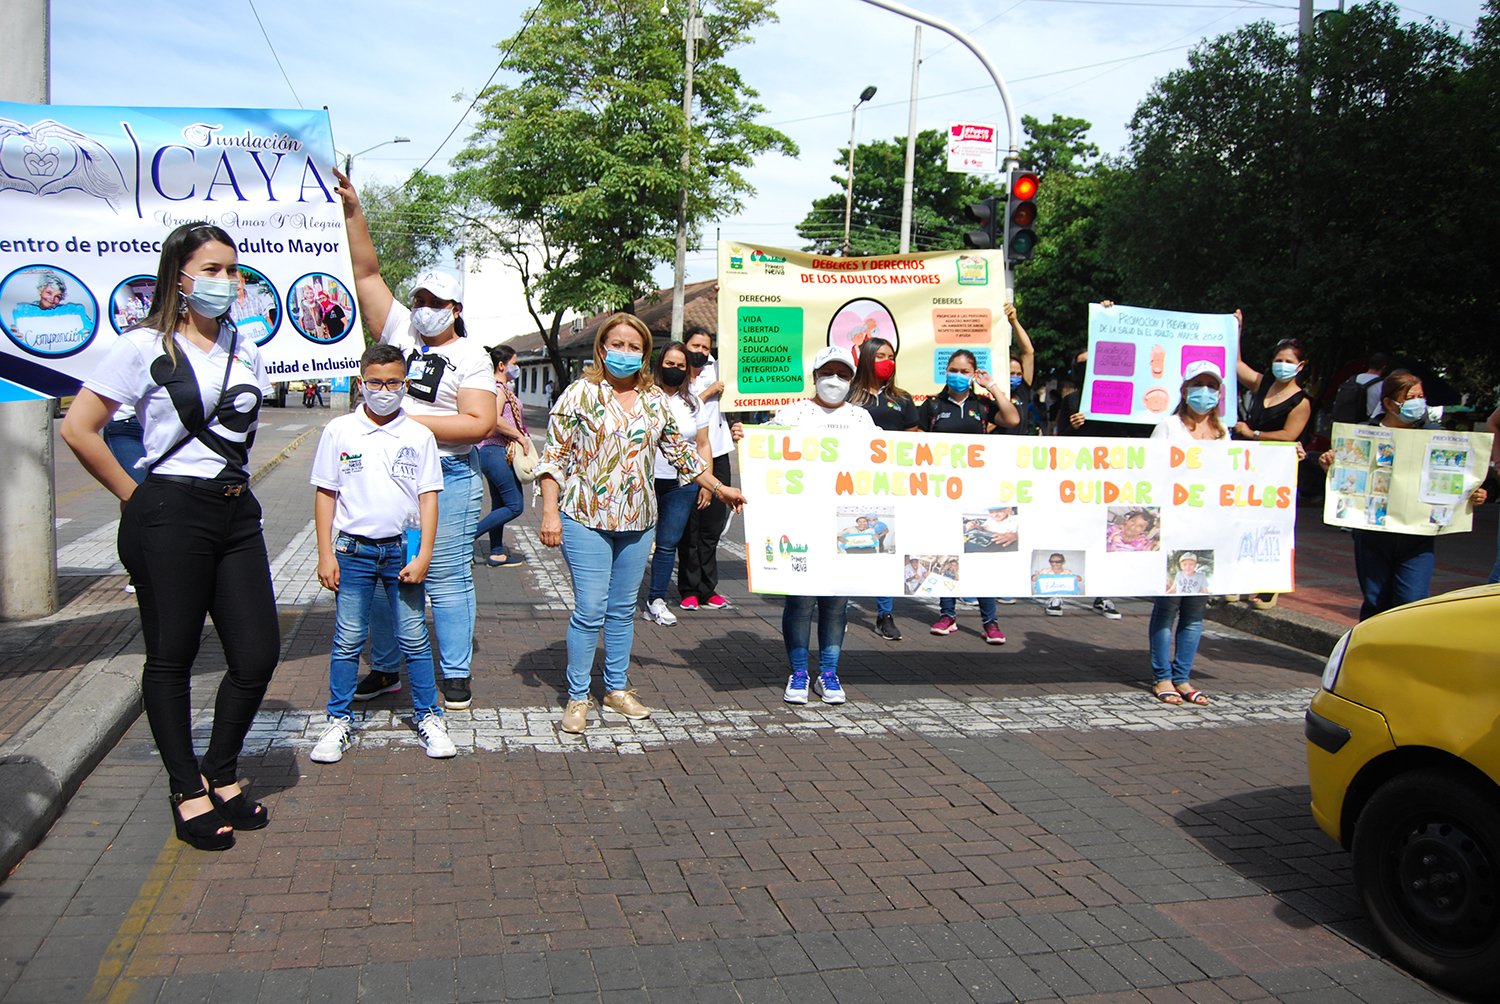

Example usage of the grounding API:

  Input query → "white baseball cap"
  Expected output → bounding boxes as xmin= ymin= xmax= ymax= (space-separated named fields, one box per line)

xmin=1182 ymin=360 xmax=1223 ymax=385
xmin=812 ymin=344 xmax=856 ymax=375
xmin=411 ymin=268 xmax=464 ymax=305
xmin=1179 ymin=552 xmax=1199 ymax=564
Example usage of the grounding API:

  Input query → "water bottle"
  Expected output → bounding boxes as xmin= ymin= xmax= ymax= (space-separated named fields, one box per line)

xmin=403 ymin=509 xmax=421 ymax=565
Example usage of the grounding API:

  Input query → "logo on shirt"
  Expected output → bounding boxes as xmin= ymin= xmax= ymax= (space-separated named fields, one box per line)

xmin=392 ymin=446 xmax=420 ymax=482
xmin=339 ymin=451 xmax=363 ymax=474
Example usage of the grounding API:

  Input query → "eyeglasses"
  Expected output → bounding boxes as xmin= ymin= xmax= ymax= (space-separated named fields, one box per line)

xmin=363 ymin=379 xmax=406 ymax=391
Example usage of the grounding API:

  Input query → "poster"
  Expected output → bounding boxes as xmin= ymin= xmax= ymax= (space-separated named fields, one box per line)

xmin=946 ymin=122 xmax=997 ymax=174
xmin=0 ymin=102 xmax=360 ymax=398
xmin=1323 ymin=423 xmax=1492 ymax=534
xmin=741 ymin=428 xmax=1298 ymax=597
xmin=1082 ymin=303 xmax=1239 ymax=426
xmin=717 ymin=242 xmax=1010 ymax=412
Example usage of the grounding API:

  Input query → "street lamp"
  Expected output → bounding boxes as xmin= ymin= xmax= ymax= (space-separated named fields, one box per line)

xmin=343 ymin=136 xmax=411 ymax=176
xmin=842 ymin=85 xmax=878 ymax=257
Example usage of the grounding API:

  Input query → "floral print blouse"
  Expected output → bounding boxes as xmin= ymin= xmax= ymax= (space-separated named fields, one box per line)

xmin=538 ymin=379 xmax=706 ymax=531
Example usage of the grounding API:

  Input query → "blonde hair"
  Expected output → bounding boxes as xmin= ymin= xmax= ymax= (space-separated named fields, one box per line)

xmin=584 ymin=313 xmax=655 ymax=392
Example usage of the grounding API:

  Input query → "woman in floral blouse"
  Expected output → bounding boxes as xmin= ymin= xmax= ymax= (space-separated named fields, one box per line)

xmin=538 ymin=314 xmax=747 ymax=734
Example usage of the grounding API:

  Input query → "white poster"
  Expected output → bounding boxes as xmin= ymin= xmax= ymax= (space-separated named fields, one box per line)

xmin=946 ymin=122 xmax=997 ymax=174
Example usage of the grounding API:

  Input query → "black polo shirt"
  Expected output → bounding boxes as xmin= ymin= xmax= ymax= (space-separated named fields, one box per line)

xmin=920 ymin=391 xmax=999 ymax=435
xmin=861 ymin=389 xmax=921 ymax=431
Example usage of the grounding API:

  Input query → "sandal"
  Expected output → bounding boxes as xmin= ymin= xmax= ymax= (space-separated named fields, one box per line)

xmin=208 ymin=780 xmax=269 ymax=831
xmin=484 ymin=551 xmax=509 ymax=566
xmin=1152 ymin=683 xmax=1183 ymax=705
xmin=1176 ymin=688 xmax=1209 ymax=705
xmin=170 ymin=790 xmax=235 ymax=851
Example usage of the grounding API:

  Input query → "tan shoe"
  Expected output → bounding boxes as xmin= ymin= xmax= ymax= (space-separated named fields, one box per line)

xmin=601 ymin=688 xmax=652 ymax=721
xmin=560 ymin=697 xmax=592 ymax=734
xmin=1250 ymin=593 xmax=1279 ymax=610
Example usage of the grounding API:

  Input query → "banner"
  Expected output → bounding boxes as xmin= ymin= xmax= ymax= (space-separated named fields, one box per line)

xmin=1082 ymin=303 xmax=1239 ymax=426
xmin=1323 ymin=423 xmax=1493 ymax=535
xmin=0 ymin=102 xmax=360 ymax=398
xmin=741 ymin=428 xmax=1298 ymax=597
xmin=717 ymin=242 xmax=1009 ymax=412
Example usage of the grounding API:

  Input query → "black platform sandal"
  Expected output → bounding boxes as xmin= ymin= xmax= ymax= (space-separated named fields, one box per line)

xmin=170 ymin=790 xmax=235 ymax=851
xmin=207 ymin=781 xmax=269 ymax=831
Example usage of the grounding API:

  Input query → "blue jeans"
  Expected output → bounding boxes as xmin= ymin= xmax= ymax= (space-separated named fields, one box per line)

xmin=1489 ymin=522 xmax=1500 ymax=586
xmin=329 ymin=534 xmax=439 ymax=720
xmin=103 ymin=416 xmax=147 ymax=486
xmin=875 ymin=596 xmax=893 ymax=616
xmin=648 ymin=479 xmax=698 ymax=601
xmin=939 ymin=596 xmax=998 ymax=622
xmin=371 ymin=452 xmax=483 ymax=680
xmin=474 ymin=443 xmax=525 ymax=554
xmin=1149 ymin=595 xmax=1209 ymax=683
xmin=782 ymin=595 xmax=849 ymax=674
xmin=1351 ymin=529 xmax=1436 ymax=621
xmin=560 ymin=514 xmax=655 ymax=700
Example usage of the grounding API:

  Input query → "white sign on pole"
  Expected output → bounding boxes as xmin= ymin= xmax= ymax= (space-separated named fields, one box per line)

xmin=946 ymin=122 xmax=997 ymax=174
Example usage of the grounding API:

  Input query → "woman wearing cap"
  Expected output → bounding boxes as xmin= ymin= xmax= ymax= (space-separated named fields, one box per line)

xmin=771 ymin=346 xmax=876 ymax=705
xmin=538 ymin=316 xmax=746 ymax=733
xmin=335 ymin=167 xmax=496 ymax=711
xmin=1318 ymin=372 xmax=1488 ymax=620
xmin=1147 ymin=361 xmax=1227 ymax=705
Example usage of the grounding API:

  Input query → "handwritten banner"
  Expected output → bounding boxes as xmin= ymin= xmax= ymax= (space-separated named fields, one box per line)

xmin=0 ymin=102 xmax=359 ymax=397
xmin=1323 ymin=424 xmax=1493 ymax=535
xmin=741 ymin=428 xmax=1298 ymax=597
xmin=717 ymin=242 xmax=1010 ymax=412
xmin=1083 ymin=303 xmax=1239 ymax=426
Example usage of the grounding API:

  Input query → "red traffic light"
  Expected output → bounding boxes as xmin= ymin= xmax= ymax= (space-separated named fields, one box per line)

xmin=1010 ymin=172 xmax=1038 ymax=201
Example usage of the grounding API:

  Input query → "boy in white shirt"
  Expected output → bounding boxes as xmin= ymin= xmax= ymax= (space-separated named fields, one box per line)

xmin=308 ymin=344 xmax=454 ymax=762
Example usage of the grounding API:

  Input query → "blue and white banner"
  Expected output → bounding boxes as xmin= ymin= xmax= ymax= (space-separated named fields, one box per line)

xmin=0 ymin=102 xmax=360 ymax=397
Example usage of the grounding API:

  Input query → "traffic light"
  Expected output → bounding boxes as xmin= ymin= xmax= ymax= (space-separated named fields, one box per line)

xmin=962 ymin=196 xmax=1001 ymax=250
xmin=1004 ymin=169 xmax=1040 ymax=263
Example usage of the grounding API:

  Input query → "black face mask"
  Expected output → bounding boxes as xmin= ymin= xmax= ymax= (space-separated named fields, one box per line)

xmin=659 ymin=367 xmax=688 ymax=388
xmin=686 ymin=350 xmax=709 ymax=368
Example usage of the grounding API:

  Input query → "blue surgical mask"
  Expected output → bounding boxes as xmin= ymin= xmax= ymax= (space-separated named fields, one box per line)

xmin=1010 ymin=374 xmax=1024 ymax=391
xmin=604 ymin=349 xmax=643 ymax=378
xmin=1185 ymin=387 xmax=1220 ymax=414
xmin=1271 ymin=361 xmax=1300 ymax=382
xmin=1398 ymin=397 xmax=1427 ymax=423
xmin=946 ymin=372 xmax=972 ymax=395
xmin=180 ymin=273 xmax=238 ymax=317
xmin=506 ymin=363 xmax=521 ymax=381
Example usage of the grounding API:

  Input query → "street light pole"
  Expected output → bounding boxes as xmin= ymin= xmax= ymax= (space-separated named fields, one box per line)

xmin=670 ymin=0 xmax=702 ymax=342
xmin=342 ymin=136 xmax=411 ymax=177
xmin=842 ymin=85 xmax=878 ymax=257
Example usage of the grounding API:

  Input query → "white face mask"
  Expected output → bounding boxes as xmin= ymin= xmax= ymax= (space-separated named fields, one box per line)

xmin=815 ymin=374 xmax=851 ymax=405
xmin=364 ymin=386 xmax=406 ymax=417
xmin=506 ymin=363 xmax=521 ymax=381
xmin=410 ymin=306 xmax=454 ymax=339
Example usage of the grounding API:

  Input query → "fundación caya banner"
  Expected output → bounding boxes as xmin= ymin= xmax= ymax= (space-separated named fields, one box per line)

xmin=1082 ymin=302 xmax=1240 ymax=426
xmin=740 ymin=428 xmax=1299 ymax=598
xmin=0 ymin=102 xmax=361 ymax=397
xmin=716 ymin=241 xmax=1011 ymax=412
xmin=1323 ymin=423 xmax=1493 ymax=536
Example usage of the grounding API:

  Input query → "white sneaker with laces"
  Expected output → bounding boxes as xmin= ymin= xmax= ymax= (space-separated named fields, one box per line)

xmin=644 ymin=597 xmax=678 ymax=626
xmin=784 ymin=672 xmax=810 ymax=704
xmin=416 ymin=715 xmax=457 ymax=758
xmin=1045 ymin=598 xmax=1065 ymax=616
xmin=310 ymin=717 xmax=354 ymax=763
xmin=1095 ymin=598 xmax=1123 ymax=620
xmin=812 ymin=672 xmax=847 ymax=705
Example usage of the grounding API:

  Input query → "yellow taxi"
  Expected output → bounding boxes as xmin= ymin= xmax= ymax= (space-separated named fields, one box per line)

xmin=1306 ymin=583 xmax=1500 ymax=995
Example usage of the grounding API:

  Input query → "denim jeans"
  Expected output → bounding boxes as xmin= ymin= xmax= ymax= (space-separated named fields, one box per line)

xmin=874 ymin=596 xmax=893 ymax=616
xmin=782 ymin=595 xmax=849 ymax=674
xmin=103 ymin=416 xmax=147 ymax=486
xmin=1149 ymin=595 xmax=1209 ymax=683
xmin=560 ymin=515 xmax=654 ymax=700
xmin=1491 ymin=523 xmax=1500 ymax=585
xmin=1351 ymin=529 xmax=1436 ymax=621
xmin=329 ymin=534 xmax=439 ymax=720
xmin=371 ymin=451 xmax=483 ymax=680
xmin=648 ymin=479 xmax=698 ymax=601
xmin=474 ymin=442 xmax=525 ymax=554
xmin=938 ymin=596 xmax=998 ymax=623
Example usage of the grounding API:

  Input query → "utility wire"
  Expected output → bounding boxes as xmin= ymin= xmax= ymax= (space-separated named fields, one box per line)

xmin=246 ymin=0 xmax=304 ymax=108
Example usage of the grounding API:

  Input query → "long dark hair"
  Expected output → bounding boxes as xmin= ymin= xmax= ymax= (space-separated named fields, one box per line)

xmin=849 ymin=337 xmax=909 ymax=406
xmin=132 ymin=222 xmax=237 ymax=365
xmin=485 ymin=344 xmax=517 ymax=369
xmin=653 ymin=340 xmax=698 ymax=410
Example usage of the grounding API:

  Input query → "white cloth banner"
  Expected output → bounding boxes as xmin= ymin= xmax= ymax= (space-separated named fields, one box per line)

xmin=0 ymin=102 xmax=360 ymax=397
xmin=740 ymin=428 xmax=1298 ymax=597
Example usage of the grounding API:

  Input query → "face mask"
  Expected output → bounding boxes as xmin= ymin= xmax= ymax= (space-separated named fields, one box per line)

xmin=659 ymin=366 xmax=688 ymax=388
xmin=506 ymin=363 xmax=521 ymax=381
xmin=604 ymin=349 xmax=643 ymax=378
xmin=946 ymin=372 xmax=972 ymax=395
xmin=410 ymin=306 xmax=454 ymax=339
xmin=1010 ymin=374 xmax=1024 ymax=391
xmin=1185 ymin=387 xmax=1220 ymax=414
xmin=180 ymin=273 xmax=237 ymax=317
xmin=364 ymin=385 xmax=406 ymax=417
xmin=873 ymin=358 xmax=896 ymax=382
xmin=1398 ymin=397 xmax=1427 ymax=423
xmin=815 ymin=374 xmax=851 ymax=405
xmin=685 ymin=350 xmax=710 ymax=369
xmin=1271 ymin=361 xmax=1300 ymax=382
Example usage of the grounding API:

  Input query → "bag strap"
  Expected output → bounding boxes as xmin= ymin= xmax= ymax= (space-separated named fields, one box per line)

xmin=149 ymin=325 xmax=240 ymax=474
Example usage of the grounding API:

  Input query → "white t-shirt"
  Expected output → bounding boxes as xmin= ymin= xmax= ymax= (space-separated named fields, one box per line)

xmin=379 ymin=302 xmax=496 ymax=456
xmin=85 ymin=323 xmax=270 ymax=480
xmin=1151 ymin=413 xmax=1227 ymax=443
xmin=654 ymin=392 xmax=702 ymax=481
xmin=691 ymin=357 xmax=733 ymax=457
xmin=770 ymin=399 xmax=877 ymax=431
xmin=310 ymin=408 xmax=444 ymax=538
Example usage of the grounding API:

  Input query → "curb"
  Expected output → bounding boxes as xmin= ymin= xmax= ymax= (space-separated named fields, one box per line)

xmin=0 ymin=424 xmax=322 ymax=879
xmin=1204 ymin=599 xmax=1345 ymax=661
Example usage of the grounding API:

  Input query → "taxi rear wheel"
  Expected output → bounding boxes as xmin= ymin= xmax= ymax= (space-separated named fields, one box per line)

xmin=1352 ymin=770 xmax=1500 ymax=995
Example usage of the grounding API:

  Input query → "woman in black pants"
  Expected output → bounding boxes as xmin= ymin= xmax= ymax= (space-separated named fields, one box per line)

xmin=62 ymin=222 xmax=279 ymax=851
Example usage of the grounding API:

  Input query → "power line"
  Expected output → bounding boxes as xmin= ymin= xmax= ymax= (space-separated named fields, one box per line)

xmin=246 ymin=0 xmax=304 ymax=108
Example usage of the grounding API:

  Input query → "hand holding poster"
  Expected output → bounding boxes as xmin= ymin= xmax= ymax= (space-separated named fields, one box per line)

xmin=1322 ymin=423 xmax=1493 ymax=534
xmin=1083 ymin=303 xmax=1239 ymax=426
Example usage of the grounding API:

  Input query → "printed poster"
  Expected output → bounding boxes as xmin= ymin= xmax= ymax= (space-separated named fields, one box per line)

xmin=717 ymin=242 xmax=1010 ymax=412
xmin=741 ymin=428 xmax=1298 ymax=597
xmin=946 ymin=122 xmax=997 ymax=174
xmin=1323 ymin=423 xmax=1492 ymax=534
xmin=0 ymin=101 xmax=361 ymax=398
xmin=1083 ymin=303 xmax=1240 ymax=426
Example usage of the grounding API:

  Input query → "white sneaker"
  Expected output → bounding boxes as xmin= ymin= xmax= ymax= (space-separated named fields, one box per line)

xmin=644 ymin=597 xmax=678 ymax=626
xmin=310 ymin=717 xmax=354 ymax=763
xmin=416 ymin=714 xmax=457 ymax=759
xmin=812 ymin=672 xmax=847 ymax=705
xmin=784 ymin=672 xmax=809 ymax=704
xmin=1045 ymin=598 xmax=1065 ymax=616
xmin=1094 ymin=598 xmax=1123 ymax=620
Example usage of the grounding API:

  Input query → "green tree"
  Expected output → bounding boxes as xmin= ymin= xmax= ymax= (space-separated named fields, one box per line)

xmin=1019 ymin=113 xmax=1099 ymax=178
xmin=357 ymin=172 xmax=453 ymax=316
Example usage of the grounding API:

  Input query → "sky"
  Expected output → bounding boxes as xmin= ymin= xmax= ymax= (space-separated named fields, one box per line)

xmin=47 ymin=0 xmax=1488 ymax=325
